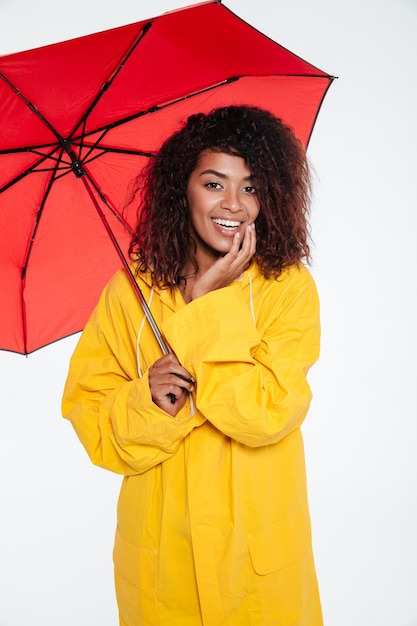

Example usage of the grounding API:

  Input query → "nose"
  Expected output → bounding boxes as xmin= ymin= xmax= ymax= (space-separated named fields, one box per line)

xmin=221 ymin=186 xmax=241 ymax=212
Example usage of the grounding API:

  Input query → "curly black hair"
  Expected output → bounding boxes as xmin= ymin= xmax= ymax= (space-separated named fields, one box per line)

xmin=128 ymin=105 xmax=312 ymax=288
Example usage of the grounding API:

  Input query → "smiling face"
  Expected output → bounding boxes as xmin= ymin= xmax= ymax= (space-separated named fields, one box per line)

xmin=185 ymin=149 xmax=260 ymax=270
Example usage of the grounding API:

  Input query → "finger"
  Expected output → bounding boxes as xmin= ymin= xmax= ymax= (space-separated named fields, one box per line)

xmin=246 ymin=223 xmax=257 ymax=257
xmin=173 ymin=372 xmax=194 ymax=384
xmin=228 ymin=230 xmax=241 ymax=257
xmin=162 ymin=339 xmax=175 ymax=354
xmin=152 ymin=387 xmax=188 ymax=417
xmin=149 ymin=354 xmax=174 ymax=372
xmin=150 ymin=380 xmax=186 ymax=404
xmin=150 ymin=371 xmax=194 ymax=395
xmin=173 ymin=373 xmax=195 ymax=394
xmin=151 ymin=354 xmax=189 ymax=378
xmin=164 ymin=357 xmax=195 ymax=384
xmin=160 ymin=382 xmax=187 ymax=400
xmin=235 ymin=223 xmax=255 ymax=263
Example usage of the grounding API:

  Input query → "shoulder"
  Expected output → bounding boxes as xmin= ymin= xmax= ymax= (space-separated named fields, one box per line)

xmin=246 ymin=263 xmax=319 ymax=324
xmin=86 ymin=267 xmax=156 ymax=331
xmin=279 ymin=264 xmax=318 ymax=301
xmin=249 ymin=262 xmax=318 ymax=298
xmin=101 ymin=266 xmax=154 ymax=303
xmin=276 ymin=265 xmax=319 ymax=311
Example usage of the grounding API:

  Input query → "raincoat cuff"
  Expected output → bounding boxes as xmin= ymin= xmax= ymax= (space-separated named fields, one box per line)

xmin=133 ymin=370 xmax=204 ymax=424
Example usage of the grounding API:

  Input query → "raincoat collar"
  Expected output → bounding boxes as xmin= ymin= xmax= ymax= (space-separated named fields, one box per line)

xmin=132 ymin=261 xmax=262 ymax=312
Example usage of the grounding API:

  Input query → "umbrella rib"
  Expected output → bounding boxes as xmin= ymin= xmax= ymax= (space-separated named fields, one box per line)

xmin=83 ymin=170 xmax=135 ymax=235
xmin=0 ymin=72 xmax=106 ymax=181
xmin=0 ymin=147 xmax=63 ymax=194
xmin=0 ymin=71 xmax=68 ymax=146
xmin=0 ymin=71 xmax=90 ymax=183
xmin=70 ymin=72 xmax=334 ymax=141
xmin=82 ymin=146 xmax=156 ymax=158
xmin=19 ymin=152 xmax=63 ymax=354
xmin=48 ymin=148 xmax=154 ymax=183
xmin=43 ymin=21 xmax=156 ymax=182
xmin=21 ymin=152 xmax=63 ymax=280
xmin=72 ymin=129 xmax=156 ymax=164
xmin=68 ymin=21 xmax=153 ymax=143
xmin=0 ymin=142 xmax=58 ymax=155
xmin=73 ymin=76 xmax=241 ymax=139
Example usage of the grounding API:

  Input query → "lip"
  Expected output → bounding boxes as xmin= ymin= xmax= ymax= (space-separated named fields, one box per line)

xmin=211 ymin=217 xmax=244 ymax=237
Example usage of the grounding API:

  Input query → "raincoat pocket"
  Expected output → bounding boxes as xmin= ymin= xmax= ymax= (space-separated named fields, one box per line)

xmin=248 ymin=513 xmax=310 ymax=575
xmin=113 ymin=527 xmax=157 ymax=625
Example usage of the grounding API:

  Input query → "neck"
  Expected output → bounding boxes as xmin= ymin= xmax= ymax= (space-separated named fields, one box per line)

xmin=176 ymin=272 xmax=196 ymax=304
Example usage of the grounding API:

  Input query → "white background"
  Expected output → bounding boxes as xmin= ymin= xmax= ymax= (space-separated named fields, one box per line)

xmin=1 ymin=0 xmax=416 ymax=624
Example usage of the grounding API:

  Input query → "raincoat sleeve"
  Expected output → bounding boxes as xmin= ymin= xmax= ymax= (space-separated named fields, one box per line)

xmin=161 ymin=265 xmax=320 ymax=447
xmin=62 ymin=271 xmax=205 ymax=475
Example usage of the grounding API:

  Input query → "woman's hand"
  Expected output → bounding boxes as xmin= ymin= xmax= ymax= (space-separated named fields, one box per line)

xmin=148 ymin=353 xmax=195 ymax=417
xmin=190 ymin=223 xmax=256 ymax=300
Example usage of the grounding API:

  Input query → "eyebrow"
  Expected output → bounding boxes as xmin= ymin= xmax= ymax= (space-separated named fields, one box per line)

xmin=199 ymin=169 xmax=254 ymax=181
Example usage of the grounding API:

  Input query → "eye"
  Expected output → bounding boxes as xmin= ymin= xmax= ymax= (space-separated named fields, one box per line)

xmin=205 ymin=181 xmax=222 ymax=189
xmin=243 ymin=185 xmax=257 ymax=194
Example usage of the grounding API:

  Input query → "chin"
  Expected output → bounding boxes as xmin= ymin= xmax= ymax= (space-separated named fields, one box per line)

xmin=215 ymin=244 xmax=233 ymax=256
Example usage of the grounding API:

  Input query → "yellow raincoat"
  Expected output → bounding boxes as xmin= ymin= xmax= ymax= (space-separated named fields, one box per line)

xmin=62 ymin=261 xmax=322 ymax=626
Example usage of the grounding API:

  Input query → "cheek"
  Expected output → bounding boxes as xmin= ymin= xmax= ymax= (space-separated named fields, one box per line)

xmin=187 ymin=190 xmax=214 ymax=220
xmin=251 ymin=201 xmax=261 ymax=221
xmin=186 ymin=188 xmax=201 ymax=214
xmin=186 ymin=200 xmax=206 ymax=233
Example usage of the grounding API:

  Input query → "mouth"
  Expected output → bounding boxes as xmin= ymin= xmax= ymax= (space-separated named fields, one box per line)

xmin=212 ymin=218 xmax=243 ymax=231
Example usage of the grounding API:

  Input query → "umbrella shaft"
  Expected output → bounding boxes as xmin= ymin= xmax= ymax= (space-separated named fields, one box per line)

xmin=80 ymin=176 xmax=170 ymax=355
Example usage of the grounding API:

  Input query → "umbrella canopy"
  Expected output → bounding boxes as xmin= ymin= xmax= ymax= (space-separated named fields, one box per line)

xmin=0 ymin=0 xmax=335 ymax=355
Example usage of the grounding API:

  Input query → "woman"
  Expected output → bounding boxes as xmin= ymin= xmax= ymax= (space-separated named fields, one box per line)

xmin=62 ymin=105 xmax=323 ymax=625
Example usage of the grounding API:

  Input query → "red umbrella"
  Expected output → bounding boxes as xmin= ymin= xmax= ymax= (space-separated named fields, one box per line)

xmin=0 ymin=0 xmax=335 ymax=355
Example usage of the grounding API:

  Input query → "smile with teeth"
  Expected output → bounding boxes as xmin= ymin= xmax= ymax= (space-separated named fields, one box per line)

xmin=212 ymin=218 xmax=242 ymax=229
